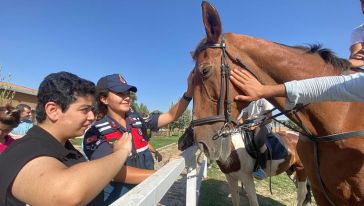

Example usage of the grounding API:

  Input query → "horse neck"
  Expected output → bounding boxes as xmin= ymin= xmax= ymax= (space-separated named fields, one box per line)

xmin=227 ymin=33 xmax=364 ymax=135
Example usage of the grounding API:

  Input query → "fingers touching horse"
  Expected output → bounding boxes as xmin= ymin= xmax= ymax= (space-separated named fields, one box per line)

xmin=191 ymin=2 xmax=364 ymax=206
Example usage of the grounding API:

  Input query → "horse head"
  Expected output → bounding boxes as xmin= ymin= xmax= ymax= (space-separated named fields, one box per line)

xmin=191 ymin=1 xmax=248 ymax=161
xmin=191 ymin=2 xmax=364 ymax=205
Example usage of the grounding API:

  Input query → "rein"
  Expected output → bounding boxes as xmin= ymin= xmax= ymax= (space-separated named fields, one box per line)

xmin=248 ymin=107 xmax=364 ymax=206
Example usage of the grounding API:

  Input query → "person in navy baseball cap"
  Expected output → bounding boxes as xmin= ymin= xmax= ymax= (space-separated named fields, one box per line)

xmin=84 ymin=71 xmax=193 ymax=204
xmin=96 ymin=74 xmax=137 ymax=94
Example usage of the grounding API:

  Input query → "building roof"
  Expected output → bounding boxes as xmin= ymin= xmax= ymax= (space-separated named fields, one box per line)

xmin=0 ymin=82 xmax=37 ymax=96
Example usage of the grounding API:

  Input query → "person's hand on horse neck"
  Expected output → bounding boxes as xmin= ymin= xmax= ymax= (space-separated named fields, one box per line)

xmin=230 ymin=68 xmax=286 ymax=101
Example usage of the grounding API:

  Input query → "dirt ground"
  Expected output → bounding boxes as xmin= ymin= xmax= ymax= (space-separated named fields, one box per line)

xmin=155 ymin=143 xmax=186 ymax=206
xmin=75 ymin=143 xmax=315 ymax=205
xmin=155 ymin=144 xmax=316 ymax=206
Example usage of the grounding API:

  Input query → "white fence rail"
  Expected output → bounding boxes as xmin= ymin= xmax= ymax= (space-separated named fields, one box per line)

xmin=110 ymin=145 xmax=207 ymax=206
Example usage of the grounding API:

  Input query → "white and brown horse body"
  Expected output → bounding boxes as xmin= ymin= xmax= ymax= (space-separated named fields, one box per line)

xmin=217 ymin=131 xmax=309 ymax=206
xmin=192 ymin=2 xmax=364 ymax=206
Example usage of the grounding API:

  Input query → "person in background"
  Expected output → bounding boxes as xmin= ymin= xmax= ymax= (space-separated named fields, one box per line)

xmin=0 ymin=105 xmax=20 ymax=154
xmin=83 ymin=73 xmax=192 ymax=204
xmin=10 ymin=104 xmax=33 ymax=139
xmin=0 ymin=71 xmax=132 ymax=206
xmin=237 ymin=99 xmax=273 ymax=180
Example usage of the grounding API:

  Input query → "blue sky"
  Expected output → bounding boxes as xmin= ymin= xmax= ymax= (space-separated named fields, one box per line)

xmin=0 ymin=0 xmax=361 ymax=112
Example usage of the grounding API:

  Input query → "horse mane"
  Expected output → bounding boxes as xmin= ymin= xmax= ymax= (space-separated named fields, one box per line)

xmin=192 ymin=36 xmax=352 ymax=72
xmin=291 ymin=44 xmax=352 ymax=72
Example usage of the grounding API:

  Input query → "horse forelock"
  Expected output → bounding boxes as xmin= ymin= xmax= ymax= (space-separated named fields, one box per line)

xmin=192 ymin=38 xmax=207 ymax=60
xmin=192 ymin=36 xmax=225 ymax=60
xmin=291 ymin=44 xmax=352 ymax=72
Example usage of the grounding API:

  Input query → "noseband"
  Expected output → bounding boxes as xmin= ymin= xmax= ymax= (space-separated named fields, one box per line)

xmin=191 ymin=37 xmax=236 ymax=134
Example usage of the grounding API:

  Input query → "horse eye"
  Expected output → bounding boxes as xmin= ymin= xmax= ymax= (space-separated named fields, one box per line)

xmin=202 ymin=68 xmax=209 ymax=76
xmin=200 ymin=66 xmax=212 ymax=79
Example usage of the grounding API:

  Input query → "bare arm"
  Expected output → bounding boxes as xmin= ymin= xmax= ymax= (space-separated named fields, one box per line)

xmin=148 ymin=143 xmax=162 ymax=161
xmin=349 ymin=43 xmax=364 ymax=67
xmin=11 ymin=133 xmax=132 ymax=206
xmin=148 ymin=143 xmax=157 ymax=153
xmin=265 ymin=112 xmax=273 ymax=124
xmin=157 ymin=71 xmax=193 ymax=127
xmin=114 ymin=165 xmax=155 ymax=184
xmin=230 ymin=68 xmax=286 ymax=101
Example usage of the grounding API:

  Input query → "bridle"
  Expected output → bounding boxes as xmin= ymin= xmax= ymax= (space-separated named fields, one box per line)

xmin=190 ymin=35 xmax=364 ymax=206
xmin=190 ymin=36 xmax=237 ymax=137
xmin=190 ymin=35 xmax=260 ymax=135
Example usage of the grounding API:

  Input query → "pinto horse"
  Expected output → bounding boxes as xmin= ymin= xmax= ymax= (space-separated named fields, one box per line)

xmin=178 ymin=125 xmax=311 ymax=205
xmin=191 ymin=2 xmax=364 ymax=206
xmin=217 ymin=130 xmax=310 ymax=206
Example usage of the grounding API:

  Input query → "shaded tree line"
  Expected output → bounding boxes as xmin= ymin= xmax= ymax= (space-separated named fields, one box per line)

xmin=131 ymin=92 xmax=191 ymax=132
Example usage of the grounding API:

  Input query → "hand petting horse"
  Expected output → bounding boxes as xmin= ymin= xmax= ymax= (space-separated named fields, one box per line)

xmin=190 ymin=1 xmax=364 ymax=206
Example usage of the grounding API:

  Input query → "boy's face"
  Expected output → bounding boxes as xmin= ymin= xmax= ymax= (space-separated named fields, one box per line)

xmin=57 ymin=95 xmax=95 ymax=138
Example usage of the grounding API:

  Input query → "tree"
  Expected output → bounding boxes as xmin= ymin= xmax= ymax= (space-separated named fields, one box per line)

xmin=169 ymin=106 xmax=192 ymax=130
xmin=179 ymin=108 xmax=192 ymax=129
xmin=285 ymin=120 xmax=300 ymax=131
xmin=0 ymin=67 xmax=15 ymax=105
xmin=131 ymin=92 xmax=150 ymax=117
xmin=130 ymin=92 xmax=137 ymax=105
xmin=135 ymin=103 xmax=150 ymax=117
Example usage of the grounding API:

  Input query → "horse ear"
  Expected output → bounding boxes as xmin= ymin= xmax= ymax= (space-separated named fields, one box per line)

xmin=201 ymin=1 xmax=222 ymax=44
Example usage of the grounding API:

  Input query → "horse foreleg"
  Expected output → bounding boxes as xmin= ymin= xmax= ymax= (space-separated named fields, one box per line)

xmin=296 ymin=179 xmax=308 ymax=206
xmin=295 ymin=166 xmax=311 ymax=206
xmin=225 ymin=174 xmax=240 ymax=206
xmin=240 ymin=173 xmax=259 ymax=206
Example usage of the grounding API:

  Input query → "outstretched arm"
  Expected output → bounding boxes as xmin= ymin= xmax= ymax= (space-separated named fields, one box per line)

xmin=158 ymin=71 xmax=193 ymax=127
xmin=230 ymin=68 xmax=364 ymax=108
xmin=11 ymin=133 xmax=132 ymax=206
xmin=229 ymin=69 xmax=286 ymax=102
xmin=349 ymin=43 xmax=364 ymax=68
xmin=114 ymin=165 xmax=155 ymax=184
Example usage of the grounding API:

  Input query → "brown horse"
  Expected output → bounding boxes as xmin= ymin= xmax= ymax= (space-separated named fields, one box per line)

xmin=191 ymin=1 xmax=364 ymax=206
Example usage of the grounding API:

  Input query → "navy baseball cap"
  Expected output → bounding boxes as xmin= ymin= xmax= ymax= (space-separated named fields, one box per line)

xmin=97 ymin=74 xmax=137 ymax=94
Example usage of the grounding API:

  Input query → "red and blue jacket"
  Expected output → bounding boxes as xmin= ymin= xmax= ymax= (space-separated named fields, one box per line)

xmin=83 ymin=110 xmax=159 ymax=162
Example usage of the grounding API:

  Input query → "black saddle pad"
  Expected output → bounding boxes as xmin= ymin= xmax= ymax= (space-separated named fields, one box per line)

xmin=266 ymin=133 xmax=288 ymax=160
xmin=243 ymin=131 xmax=288 ymax=160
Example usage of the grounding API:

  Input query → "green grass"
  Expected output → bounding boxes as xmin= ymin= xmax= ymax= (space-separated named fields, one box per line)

xmin=199 ymin=162 xmax=316 ymax=206
xmin=149 ymin=135 xmax=180 ymax=149
xmin=70 ymin=135 xmax=179 ymax=149
xmin=69 ymin=138 xmax=83 ymax=146
xmin=199 ymin=162 xmax=232 ymax=206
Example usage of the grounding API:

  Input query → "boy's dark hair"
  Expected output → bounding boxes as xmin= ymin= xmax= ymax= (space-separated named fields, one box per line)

xmin=16 ymin=104 xmax=31 ymax=112
xmin=36 ymin=71 xmax=96 ymax=123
